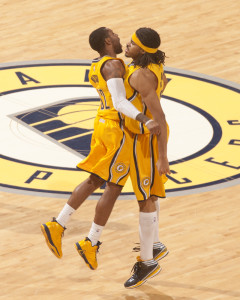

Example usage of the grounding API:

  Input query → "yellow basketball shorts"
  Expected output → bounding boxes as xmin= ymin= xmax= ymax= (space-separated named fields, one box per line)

xmin=77 ymin=116 xmax=132 ymax=186
xmin=130 ymin=133 xmax=168 ymax=201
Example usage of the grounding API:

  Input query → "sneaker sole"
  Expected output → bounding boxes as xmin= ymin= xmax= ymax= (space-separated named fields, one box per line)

xmin=125 ymin=265 xmax=162 ymax=289
xmin=41 ymin=224 xmax=61 ymax=258
xmin=75 ymin=242 xmax=95 ymax=270
xmin=154 ymin=249 xmax=169 ymax=262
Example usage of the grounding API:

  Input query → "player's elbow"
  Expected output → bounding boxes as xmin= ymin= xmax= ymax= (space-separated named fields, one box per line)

xmin=113 ymin=96 xmax=128 ymax=112
xmin=112 ymin=98 xmax=121 ymax=111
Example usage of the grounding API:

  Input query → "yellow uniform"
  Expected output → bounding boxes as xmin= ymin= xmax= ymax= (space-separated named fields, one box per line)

xmin=124 ymin=62 xmax=169 ymax=200
xmin=88 ymin=56 xmax=125 ymax=121
xmin=77 ymin=56 xmax=132 ymax=185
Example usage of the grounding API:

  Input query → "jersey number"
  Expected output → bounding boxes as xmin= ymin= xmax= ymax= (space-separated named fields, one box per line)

xmin=98 ymin=89 xmax=110 ymax=110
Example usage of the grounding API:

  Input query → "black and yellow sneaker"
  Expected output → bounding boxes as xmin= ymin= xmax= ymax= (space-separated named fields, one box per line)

xmin=40 ymin=217 xmax=65 ymax=258
xmin=124 ymin=256 xmax=161 ymax=289
xmin=75 ymin=237 xmax=101 ymax=270
xmin=133 ymin=242 xmax=169 ymax=262
xmin=153 ymin=242 xmax=169 ymax=261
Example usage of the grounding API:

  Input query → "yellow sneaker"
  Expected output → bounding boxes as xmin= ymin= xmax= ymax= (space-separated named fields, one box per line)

xmin=40 ymin=218 xmax=65 ymax=258
xmin=75 ymin=237 xmax=101 ymax=270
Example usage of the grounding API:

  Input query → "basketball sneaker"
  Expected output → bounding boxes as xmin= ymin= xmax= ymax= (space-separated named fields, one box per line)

xmin=153 ymin=242 xmax=169 ymax=261
xmin=75 ymin=237 xmax=101 ymax=270
xmin=40 ymin=217 xmax=65 ymax=258
xmin=124 ymin=256 xmax=161 ymax=289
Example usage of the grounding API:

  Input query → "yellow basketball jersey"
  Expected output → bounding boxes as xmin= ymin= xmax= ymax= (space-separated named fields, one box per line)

xmin=89 ymin=56 xmax=126 ymax=121
xmin=124 ymin=62 xmax=164 ymax=134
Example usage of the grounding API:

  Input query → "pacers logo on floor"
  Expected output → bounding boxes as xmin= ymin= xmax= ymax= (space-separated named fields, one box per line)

xmin=0 ymin=60 xmax=239 ymax=198
xmin=15 ymin=98 xmax=96 ymax=158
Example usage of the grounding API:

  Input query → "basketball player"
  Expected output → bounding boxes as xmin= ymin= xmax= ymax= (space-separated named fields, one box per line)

xmin=122 ymin=27 xmax=171 ymax=288
xmin=40 ymin=28 xmax=164 ymax=269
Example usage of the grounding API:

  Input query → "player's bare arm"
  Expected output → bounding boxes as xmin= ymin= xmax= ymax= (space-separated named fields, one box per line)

xmin=129 ymin=69 xmax=171 ymax=175
xmin=162 ymin=72 xmax=168 ymax=94
xmin=101 ymin=59 xmax=125 ymax=80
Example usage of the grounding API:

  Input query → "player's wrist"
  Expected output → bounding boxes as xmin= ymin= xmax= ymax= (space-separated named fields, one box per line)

xmin=145 ymin=119 xmax=154 ymax=126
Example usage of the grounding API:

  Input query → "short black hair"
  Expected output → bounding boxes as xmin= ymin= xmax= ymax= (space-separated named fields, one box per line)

xmin=89 ymin=27 xmax=109 ymax=52
xmin=134 ymin=27 xmax=166 ymax=68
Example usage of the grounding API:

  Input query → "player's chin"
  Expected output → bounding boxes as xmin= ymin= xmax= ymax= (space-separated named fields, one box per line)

xmin=116 ymin=47 xmax=123 ymax=54
xmin=125 ymin=50 xmax=130 ymax=57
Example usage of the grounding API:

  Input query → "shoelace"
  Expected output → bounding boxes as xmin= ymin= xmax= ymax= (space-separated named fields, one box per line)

xmin=131 ymin=262 xmax=142 ymax=274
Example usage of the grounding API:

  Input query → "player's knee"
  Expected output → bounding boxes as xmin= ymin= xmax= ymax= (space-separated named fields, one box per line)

xmin=138 ymin=196 xmax=157 ymax=212
xmin=88 ymin=174 xmax=105 ymax=188
xmin=151 ymin=196 xmax=158 ymax=202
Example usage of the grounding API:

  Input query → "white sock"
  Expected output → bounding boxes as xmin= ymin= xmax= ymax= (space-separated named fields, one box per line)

xmin=56 ymin=203 xmax=75 ymax=227
xmin=142 ymin=259 xmax=157 ymax=266
xmin=88 ymin=222 xmax=104 ymax=246
xmin=139 ymin=211 xmax=157 ymax=261
xmin=153 ymin=199 xmax=160 ymax=243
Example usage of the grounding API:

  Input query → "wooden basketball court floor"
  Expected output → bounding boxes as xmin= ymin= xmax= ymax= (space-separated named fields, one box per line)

xmin=0 ymin=0 xmax=240 ymax=299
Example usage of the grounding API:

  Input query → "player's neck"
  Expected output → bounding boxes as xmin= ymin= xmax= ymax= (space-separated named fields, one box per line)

xmin=99 ymin=49 xmax=117 ymax=58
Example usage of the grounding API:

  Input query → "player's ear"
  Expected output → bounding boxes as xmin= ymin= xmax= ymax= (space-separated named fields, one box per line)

xmin=105 ymin=37 xmax=112 ymax=46
xmin=139 ymin=48 xmax=145 ymax=55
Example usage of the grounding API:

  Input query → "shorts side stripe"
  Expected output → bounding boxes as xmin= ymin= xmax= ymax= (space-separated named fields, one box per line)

xmin=150 ymin=135 xmax=155 ymax=189
xmin=107 ymin=122 xmax=125 ymax=182
xmin=133 ymin=135 xmax=147 ymax=200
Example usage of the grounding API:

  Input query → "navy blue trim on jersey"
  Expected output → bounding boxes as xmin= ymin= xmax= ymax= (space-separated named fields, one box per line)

xmin=140 ymin=103 xmax=147 ymax=134
xmin=92 ymin=55 xmax=111 ymax=63
xmin=150 ymin=135 xmax=155 ymax=189
xmin=118 ymin=112 xmax=124 ymax=128
xmin=128 ymin=90 xmax=138 ymax=102
xmin=107 ymin=120 xmax=125 ymax=182
xmin=133 ymin=134 xmax=147 ymax=200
